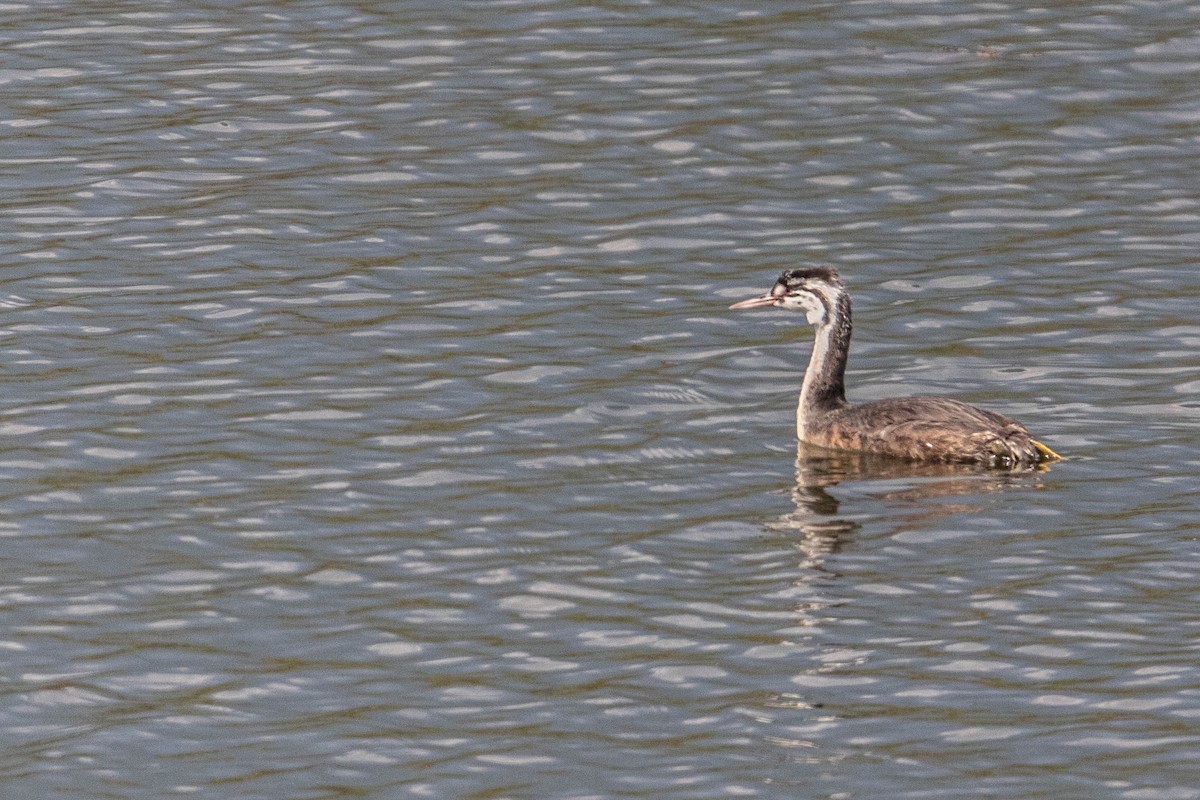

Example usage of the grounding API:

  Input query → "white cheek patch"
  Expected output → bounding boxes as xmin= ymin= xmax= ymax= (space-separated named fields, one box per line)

xmin=778 ymin=289 xmax=828 ymax=325
xmin=790 ymin=293 xmax=826 ymax=325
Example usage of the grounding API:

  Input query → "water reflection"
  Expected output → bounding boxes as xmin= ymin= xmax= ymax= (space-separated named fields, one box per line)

xmin=769 ymin=447 xmax=1050 ymax=559
xmin=763 ymin=447 xmax=1059 ymax=770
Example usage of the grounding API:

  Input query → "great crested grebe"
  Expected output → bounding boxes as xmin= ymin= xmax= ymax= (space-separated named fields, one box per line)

xmin=731 ymin=267 xmax=1060 ymax=467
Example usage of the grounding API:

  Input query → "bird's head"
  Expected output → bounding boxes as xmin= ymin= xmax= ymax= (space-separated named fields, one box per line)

xmin=729 ymin=267 xmax=844 ymax=326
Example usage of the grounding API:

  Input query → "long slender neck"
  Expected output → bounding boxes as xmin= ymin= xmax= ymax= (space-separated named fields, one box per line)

xmin=797 ymin=291 xmax=851 ymax=437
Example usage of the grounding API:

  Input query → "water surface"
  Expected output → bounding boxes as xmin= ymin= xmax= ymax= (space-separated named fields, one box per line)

xmin=2 ymin=1 xmax=1199 ymax=798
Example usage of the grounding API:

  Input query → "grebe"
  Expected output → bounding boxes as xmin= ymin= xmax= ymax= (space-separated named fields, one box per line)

xmin=731 ymin=267 xmax=1059 ymax=467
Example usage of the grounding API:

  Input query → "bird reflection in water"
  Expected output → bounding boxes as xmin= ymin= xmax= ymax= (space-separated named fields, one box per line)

xmin=757 ymin=447 xmax=1051 ymax=744
xmin=767 ymin=445 xmax=1048 ymax=560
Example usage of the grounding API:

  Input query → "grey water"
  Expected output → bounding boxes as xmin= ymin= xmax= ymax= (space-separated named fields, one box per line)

xmin=2 ymin=1 xmax=1199 ymax=798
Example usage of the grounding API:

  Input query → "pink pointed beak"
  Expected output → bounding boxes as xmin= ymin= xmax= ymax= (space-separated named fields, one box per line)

xmin=729 ymin=293 xmax=779 ymax=310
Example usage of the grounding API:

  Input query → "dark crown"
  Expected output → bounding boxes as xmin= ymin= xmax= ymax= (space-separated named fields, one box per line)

xmin=779 ymin=267 xmax=842 ymax=288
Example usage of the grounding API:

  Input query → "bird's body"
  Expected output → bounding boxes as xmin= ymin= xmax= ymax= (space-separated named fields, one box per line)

xmin=731 ymin=267 xmax=1059 ymax=467
xmin=802 ymin=395 xmax=1052 ymax=464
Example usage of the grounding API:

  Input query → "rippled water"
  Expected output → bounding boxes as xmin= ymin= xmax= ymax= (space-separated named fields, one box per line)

xmin=3 ymin=2 xmax=1199 ymax=798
